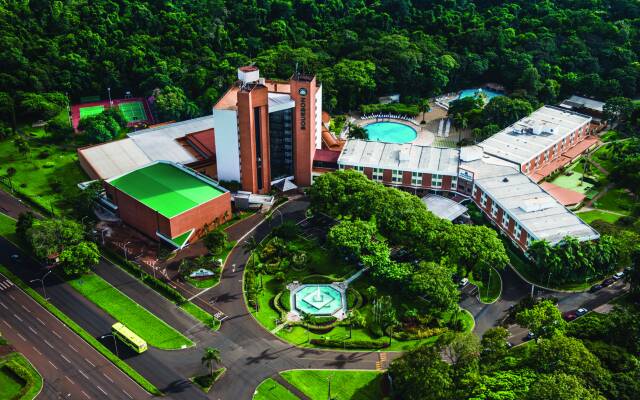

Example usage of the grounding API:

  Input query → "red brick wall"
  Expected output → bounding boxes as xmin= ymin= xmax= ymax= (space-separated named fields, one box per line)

xmin=422 ymin=173 xmax=432 ymax=188
xmin=382 ymin=169 xmax=392 ymax=183
xmin=290 ymin=77 xmax=318 ymax=187
xmin=364 ymin=167 xmax=373 ymax=179
xmin=442 ymin=175 xmax=452 ymax=191
xmin=106 ymin=183 xmax=160 ymax=239
xmin=238 ymin=86 xmax=270 ymax=194
xmin=169 ymin=192 xmax=232 ymax=240
xmin=402 ymin=171 xmax=412 ymax=186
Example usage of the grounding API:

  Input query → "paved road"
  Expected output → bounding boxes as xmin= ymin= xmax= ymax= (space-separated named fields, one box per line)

xmin=0 ymin=273 xmax=151 ymax=400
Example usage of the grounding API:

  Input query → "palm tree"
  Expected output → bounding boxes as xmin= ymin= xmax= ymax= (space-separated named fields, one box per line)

xmin=201 ymin=347 xmax=222 ymax=377
xmin=418 ymin=99 xmax=431 ymax=123
xmin=5 ymin=167 xmax=16 ymax=192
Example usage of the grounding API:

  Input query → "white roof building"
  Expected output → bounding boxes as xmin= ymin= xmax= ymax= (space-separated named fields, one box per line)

xmin=478 ymin=106 xmax=591 ymax=165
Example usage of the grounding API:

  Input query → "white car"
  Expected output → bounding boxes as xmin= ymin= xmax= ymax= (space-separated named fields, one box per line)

xmin=459 ymin=278 xmax=469 ymax=288
xmin=576 ymin=308 xmax=589 ymax=317
xmin=613 ymin=272 xmax=624 ymax=280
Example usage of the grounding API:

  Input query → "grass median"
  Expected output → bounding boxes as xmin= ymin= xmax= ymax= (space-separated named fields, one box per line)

xmin=253 ymin=378 xmax=299 ymax=400
xmin=0 ymin=352 xmax=43 ymax=400
xmin=280 ymin=370 xmax=383 ymax=400
xmin=0 ymin=264 xmax=161 ymax=395
xmin=68 ymin=273 xmax=193 ymax=350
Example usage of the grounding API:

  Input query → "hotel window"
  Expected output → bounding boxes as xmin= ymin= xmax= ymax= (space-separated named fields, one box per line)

xmin=544 ymin=150 xmax=549 ymax=161
xmin=480 ymin=192 xmax=487 ymax=207
xmin=354 ymin=165 xmax=364 ymax=173
xmin=570 ymin=134 xmax=574 ymax=145
xmin=411 ymin=171 xmax=422 ymax=186
xmin=451 ymin=176 xmax=458 ymax=190
xmin=562 ymin=137 xmax=566 ymax=148
xmin=472 ymin=186 xmax=477 ymax=197
xmin=373 ymin=168 xmax=383 ymax=181
xmin=535 ymin=158 xmax=539 ymax=168
xmin=392 ymin=170 xmax=402 ymax=183
xmin=502 ymin=213 xmax=510 ymax=229
xmin=432 ymin=174 xmax=443 ymax=188
xmin=554 ymin=144 xmax=558 ymax=155
xmin=491 ymin=202 xmax=498 ymax=218
xmin=526 ymin=235 xmax=532 ymax=248
xmin=514 ymin=223 xmax=521 ymax=238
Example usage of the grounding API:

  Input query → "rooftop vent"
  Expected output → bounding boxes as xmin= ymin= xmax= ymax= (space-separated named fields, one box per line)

xmin=502 ymin=177 xmax=509 ymax=183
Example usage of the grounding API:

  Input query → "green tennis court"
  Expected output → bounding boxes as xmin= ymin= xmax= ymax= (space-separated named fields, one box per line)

xmin=108 ymin=162 xmax=224 ymax=218
xmin=79 ymin=105 xmax=105 ymax=119
xmin=119 ymin=101 xmax=148 ymax=122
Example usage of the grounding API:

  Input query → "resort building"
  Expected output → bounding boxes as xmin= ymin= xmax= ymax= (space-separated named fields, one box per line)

xmin=478 ymin=106 xmax=598 ymax=182
xmin=213 ymin=66 xmax=323 ymax=193
xmin=337 ymin=105 xmax=601 ymax=251
xmin=103 ymin=161 xmax=231 ymax=249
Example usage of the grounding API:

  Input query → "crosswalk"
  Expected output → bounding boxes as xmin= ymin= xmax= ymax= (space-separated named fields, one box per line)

xmin=0 ymin=279 xmax=14 ymax=291
xmin=376 ymin=352 xmax=387 ymax=371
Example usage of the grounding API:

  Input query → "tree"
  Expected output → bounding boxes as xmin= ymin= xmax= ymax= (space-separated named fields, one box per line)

xmin=4 ymin=166 xmax=16 ymax=192
xmin=27 ymin=218 xmax=84 ymax=260
xmin=0 ymin=92 xmax=17 ymax=132
xmin=326 ymin=219 xmax=376 ymax=260
xmin=14 ymin=136 xmax=30 ymax=157
xmin=482 ymin=96 xmax=534 ymax=129
xmin=371 ymin=295 xmax=397 ymax=344
xmin=346 ymin=123 xmax=368 ymax=140
xmin=154 ymin=86 xmax=198 ymax=122
xmin=480 ymin=327 xmax=511 ymax=367
xmin=440 ymin=332 xmax=481 ymax=383
xmin=408 ymin=261 xmax=459 ymax=316
xmin=389 ymin=345 xmax=452 ymax=400
xmin=516 ymin=300 xmax=566 ymax=340
xmin=15 ymin=211 xmax=35 ymax=244
xmin=203 ymin=229 xmax=227 ymax=255
xmin=200 ymin=347 xmax=222 ymax=377
xmin=418 ymin=99 xmax=430 ymax=123
xmin=59 ymin=241 xmax=100 ymax=275
xmin=603 ymin=96 xmax=634 ymax=124
xmin=79 ymin=112 xmax=123 ymax=143
xmin=526 ymin=373 xmax=605 ymax=400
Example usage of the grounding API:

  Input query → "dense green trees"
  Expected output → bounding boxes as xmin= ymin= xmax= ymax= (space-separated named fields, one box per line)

xmin=78 ymin=108 xmax=126 ymax=143
xmin=2 ymin=1 xmax=640 ymax=119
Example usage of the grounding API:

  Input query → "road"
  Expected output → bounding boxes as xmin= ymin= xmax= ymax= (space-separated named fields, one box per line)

xmin=0 ymin=273 xmax=151 ymax=400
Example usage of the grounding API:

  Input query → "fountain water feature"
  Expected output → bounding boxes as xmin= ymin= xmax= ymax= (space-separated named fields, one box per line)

xmin=292 ymin=284 xmax=345 ymax=316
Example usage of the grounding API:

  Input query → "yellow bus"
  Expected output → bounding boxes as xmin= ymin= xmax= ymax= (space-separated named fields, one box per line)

xmin=111 ymin=323 xmax=147 ymax=353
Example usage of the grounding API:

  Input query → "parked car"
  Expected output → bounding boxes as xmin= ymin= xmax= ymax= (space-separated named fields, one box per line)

xmin=524 ymin=332 xmax=536 ymax=341
xmin=589 ymin=284 xmax=603 ymax=293
xmin=602 ymin=278 xmax=615 ymax=287
xmin=613 ymin=272 xmax=625 ymax=280
xmin=506 ymin=341 xmax=514 ymax=348
xmin=576 ymin=308 xmax=589 ymax=317
xmin=459 ymin=278 xmax=469 ymax=288
xmin=563 ymin=311 xmax=577 ymax=321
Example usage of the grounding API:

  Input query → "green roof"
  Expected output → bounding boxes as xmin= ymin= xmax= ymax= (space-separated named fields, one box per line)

xmin=109 ymin=162 xmax=224 ymax=218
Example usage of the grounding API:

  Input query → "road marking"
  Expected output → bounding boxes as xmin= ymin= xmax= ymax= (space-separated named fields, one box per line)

xmin=84 ymin=358 xmax=95 ymax=367
xmin=17 ymin=333 xmax=26 ymax=341
xmin=122 ymin=389 xmax=133 ymax=399
xmin=32 ymin=346 xmax=42 ymax=355
xmin=78 ymin=369 xmax=89 ymax=380
xmin=44 ymin=339 xmax=54 ymax=349
xmin=48 ymin=360 xmax=58 ymax=370
xmin=65 ymin=376 xmax=75 ymax=384
xmin=52 ymin=330 xmax=62 ymax=339
xmin=68 ymin=344 xmax=78 ymax=353
xmin=61 ymin=353 xmax=71 ymax=364
xmin=21 ymin=304 xmax=30 ymax=313
xmin=28 ymin=325 xmax=38 ymax=334
xmin=13 ymin=313 xmax=23 ymax=322
xmin=2 ymin=320 xmax=11 ymax=328
xmin=36 ymin=317 xmax=45 ymax=326
xmin=102 ymin=373 xmax=114 ymax=383
xmin=9 ymin=294 xmax=15 ymax=300
xmin=81 ymin=390 xmax=90 ymax=399
xmin=96 ymin=385 xmax=108 ymax=396
xmin=0 ymin=301 xmax=7 ymax=309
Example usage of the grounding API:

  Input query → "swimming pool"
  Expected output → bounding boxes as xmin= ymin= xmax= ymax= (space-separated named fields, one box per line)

xmin=365 ymin=122 xmax=417 ymax=143
xmin=458 ymin=88 xmax=503 ymax=101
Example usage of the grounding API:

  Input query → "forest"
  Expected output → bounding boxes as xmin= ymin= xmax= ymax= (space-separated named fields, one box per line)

xmin=1 ymin=0 xmax=640 ymax=121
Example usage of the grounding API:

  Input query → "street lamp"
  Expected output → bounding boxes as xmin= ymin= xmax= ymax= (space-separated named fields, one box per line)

xmin=100 ymin=333 xmax=119 ymax=357
xmin=30 ymin=270 xmax=52 ymax=300
xmin=107 ymin=87 xmax=112 ymax=106
xmin=123 ymin=241 xmax=131 ymax=261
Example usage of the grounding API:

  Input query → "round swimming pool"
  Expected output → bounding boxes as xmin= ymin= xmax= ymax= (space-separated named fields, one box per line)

xmin=365 ymin=122 xmax=417 ymax=144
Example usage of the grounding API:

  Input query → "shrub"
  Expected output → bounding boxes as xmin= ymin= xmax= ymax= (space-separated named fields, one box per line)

xmin=347 ymin=288 xmax=363 ymax=309
xmin=360 ymin=103 xmax=419 ymax=116
xmin=393 ymin=327 xmax=448 ymax=341
xmin=307 ymin=315 xmax=337 ymax=326
xmin=310 ymin=338 xmax=389 ymax=349
xmin=272 ymin=219 xmax=300 ymax=240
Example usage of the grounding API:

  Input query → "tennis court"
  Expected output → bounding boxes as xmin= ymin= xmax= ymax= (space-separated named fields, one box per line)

xmin=119 ymin=101 xmax=148 ymax=123
xmin=79 ymin=105 xmax=105 ymax=119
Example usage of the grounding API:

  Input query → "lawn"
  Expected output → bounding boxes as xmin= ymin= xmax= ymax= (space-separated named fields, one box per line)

xmin=180 ymin=302 xmax=221 ymax=331
xmin=68 ymin=273 xmax=193 ymax=349
xmin=592 ymin=188 xmax=634 ymax=215
xmin=469 ymin=267 xmax=501 ymax=303
xmin=280 ymin=370 xmax=384 ymax=400
xmin=549 ymin=161 xmax=596 ymax=195
xmin=184 ymin=240 xmax=236 ymax=289
xmin=0 ymin=115 xmax=88 ymax=215
xmin=577 ymin=210 xmax=622 ymax=224
xmin=253 ymin=378 xmax=299 ymax=400
xmin=0 ymin=352 xmax=43 ymax=400
xmin=0 ymin=213 xmax=18 ymax=243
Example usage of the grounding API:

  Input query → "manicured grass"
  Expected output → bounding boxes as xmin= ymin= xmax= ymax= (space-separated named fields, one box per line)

xmin=549 ymin=161 xmax=595 ymax=194
xmin=192 ymin=367 xmax=226 ymax=393
xmin=0 ymin=118 xmax=88 ymax=215
xmin=280 ymin=370 xmax=383 ymax=400
xmin=0 ymin=265 xmax=161 ymax=395
xmin=68 ymin=273 xmax=193 ymax=349
xmin=0 ymin=213 xmax=18 ymax=243
xmin=0 ymin=352 xmax=43 ymax=400
xmin=577 ymin=210 xmax=622 ymax=224
xmin=470 ymin=267 xmax=501 ymax=303
xmin=592 ymin=188 xmax=633 ymax=215
xmin=180 ymin=302 xmax=221 ymax=331
xmin=253 ymin=378 xmax=300 ymax=400
xmin=79 ymin=105 xmax=105 ymax=119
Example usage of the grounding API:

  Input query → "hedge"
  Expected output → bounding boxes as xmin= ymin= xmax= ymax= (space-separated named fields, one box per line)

xmin=310 ymin=338 xmax=389 ymax=349
xmin=3 ymin=358 xmax=40 ymax=400
xmin=0 ymin=265 xmax=161 ymax=395
xmin=347 ymin=288 xmax=363 ymax=309
xmin=307 ymin=315 xmax=337 ymax=326
xmin=360 ymin=103 xmax=419 ymax=116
